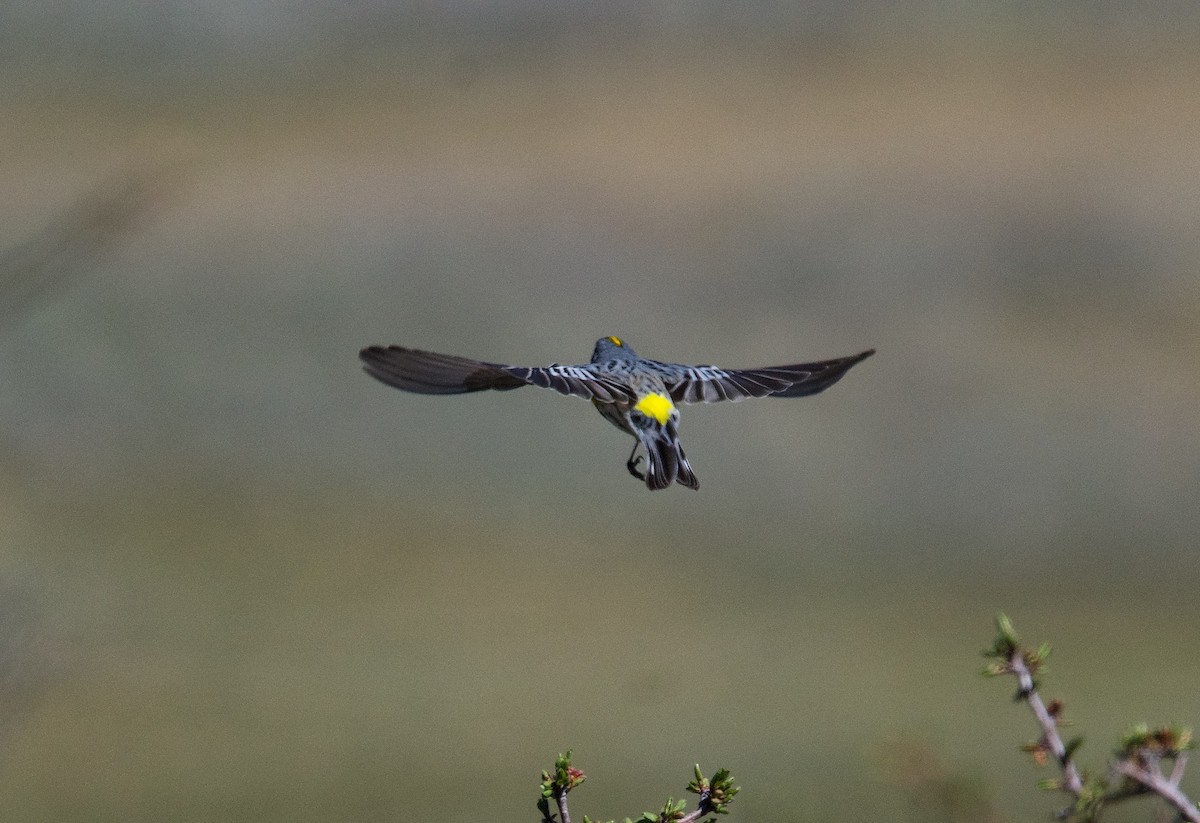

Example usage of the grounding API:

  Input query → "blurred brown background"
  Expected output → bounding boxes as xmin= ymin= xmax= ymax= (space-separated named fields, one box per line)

xmin=0 ymin=4 xmax=1198 ymax=821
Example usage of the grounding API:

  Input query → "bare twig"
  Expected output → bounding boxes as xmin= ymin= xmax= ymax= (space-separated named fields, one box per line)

xmin=1113 ymin=759 xmax=1200 ymax=823
xmin=554 ymin=787 xmax=572 ymax=823
xmin=986 ymin=615 xmax=1200 ymax=822
xmin=678 ymin=796 xmax=712 ymax=823
xmin=1007 ymin=650 xmax=1085 ymax=796
xmin=1170 ymin=752 xmax=1189 ymax=787
xmin=0 ymin=170 xmax=182 ymax=328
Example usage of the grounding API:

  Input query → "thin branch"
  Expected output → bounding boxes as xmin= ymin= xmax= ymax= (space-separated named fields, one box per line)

xmin=554 ymin=789 xmax=572 ymax=823
xmin=679 ymin=794 xmax=712 ymax=823
xmin=1113 ymin=759 xmax=1200 ymax=823
xmin=990 ymin=617 xmax=1199 ymax=822
xmin=1008 ymin=650 xmax=1085 ymax=796
xmin=1170 ymin=752 xmax=1189 ymax=787
xmin=0 ymin=172 xmax=178 ymax=328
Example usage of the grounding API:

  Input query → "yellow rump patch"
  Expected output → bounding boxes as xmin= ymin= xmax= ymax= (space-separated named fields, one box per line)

xmin=634 ymin=392 xmax=674 ymax=425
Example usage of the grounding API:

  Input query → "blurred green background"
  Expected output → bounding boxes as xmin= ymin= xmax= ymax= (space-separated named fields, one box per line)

xmin=1 ymin=4 xmax=1198 ymax=821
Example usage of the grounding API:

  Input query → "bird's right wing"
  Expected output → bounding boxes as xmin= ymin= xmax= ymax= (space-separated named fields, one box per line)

xmin=653 ymin=349 xmax=875 ymax=404
xmin=360 ymin=346 xmax=635 ymax=403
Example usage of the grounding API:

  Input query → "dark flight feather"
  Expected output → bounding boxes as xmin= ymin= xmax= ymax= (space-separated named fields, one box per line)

xmin=656 ymin=349 xmax=875 ymax=404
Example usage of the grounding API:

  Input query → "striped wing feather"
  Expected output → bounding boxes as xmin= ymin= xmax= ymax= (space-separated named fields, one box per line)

xmin=657 ymin=348 xmax=875 ymax=404
xmin=360 ymin=346 xmax=635 ymax=403
xmin=503 ymin=364 xmax=634 ymax=403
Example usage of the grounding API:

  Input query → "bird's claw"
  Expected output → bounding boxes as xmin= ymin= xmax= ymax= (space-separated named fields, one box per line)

xmin=626 ymin=454 xmax=645 ymax=480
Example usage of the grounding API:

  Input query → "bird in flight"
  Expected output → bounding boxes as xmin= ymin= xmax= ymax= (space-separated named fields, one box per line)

xmin=360 ymin=336 xmax=873 ymax=491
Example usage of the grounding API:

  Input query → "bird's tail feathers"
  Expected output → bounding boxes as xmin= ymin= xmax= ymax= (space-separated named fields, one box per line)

xmin=637 ymin=423 xmax=699 ymax=491
xmin=674 ymin=445 xmax=699 ymax=491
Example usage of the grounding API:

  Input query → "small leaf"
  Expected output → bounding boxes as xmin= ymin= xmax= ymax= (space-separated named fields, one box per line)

xmin=996 ymin=613 xmax=1018 ymax=646
xmin=996 ymin=613 xmax=1014 ymax=635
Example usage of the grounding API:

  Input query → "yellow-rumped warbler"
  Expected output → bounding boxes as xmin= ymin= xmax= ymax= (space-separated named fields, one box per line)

xmin=360 ymin=336 xmax=873 ymax=491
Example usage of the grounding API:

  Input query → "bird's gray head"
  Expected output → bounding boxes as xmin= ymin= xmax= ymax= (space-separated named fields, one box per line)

xmin=591 ymin=335 xmax=637 ymax=362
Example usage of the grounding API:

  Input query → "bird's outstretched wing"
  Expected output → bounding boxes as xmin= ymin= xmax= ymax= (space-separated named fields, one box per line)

xmin=359 ymin=346 xmax=635 ymax=403
xmin=359 ymin=346 xmax=526 ymax=394
xmin=650 ymin=349 xmax=875 ymax=404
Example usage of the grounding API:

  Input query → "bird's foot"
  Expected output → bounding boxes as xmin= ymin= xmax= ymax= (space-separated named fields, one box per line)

xmin=626 ymin=454 xmax=645 ymax=481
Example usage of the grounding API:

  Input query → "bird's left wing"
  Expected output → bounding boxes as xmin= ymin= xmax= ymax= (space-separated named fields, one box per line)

xmin=360 ymin=345 xmax=634 ymax=403
xmin=650 ymin=348 xmax=875 ymax=404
